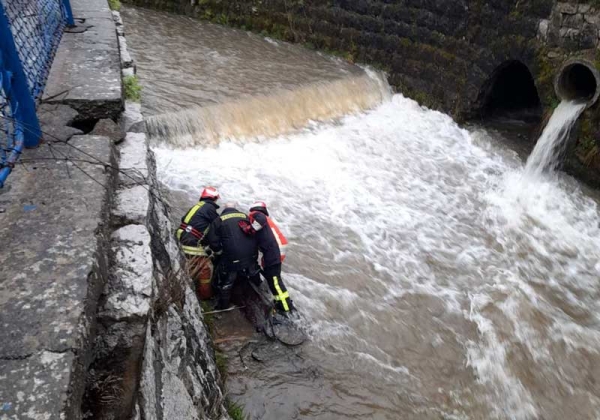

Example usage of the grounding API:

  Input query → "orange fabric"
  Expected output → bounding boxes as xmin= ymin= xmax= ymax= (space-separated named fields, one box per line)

xmin=186 ymin=256 xmax=213 ymax=300
xmin=266 ymin=217 xmax=288 ymax=262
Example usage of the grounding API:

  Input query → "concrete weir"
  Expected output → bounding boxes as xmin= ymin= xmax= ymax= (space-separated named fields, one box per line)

xmin=0 ymin=1 xmax=228 ymax=419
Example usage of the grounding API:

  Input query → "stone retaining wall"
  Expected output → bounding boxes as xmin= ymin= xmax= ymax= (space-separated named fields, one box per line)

xmin=81 ymin=11 xmax=230 ymax=419
xmin=123 ymin=0 xmax=600 ymax=185
xmin=123 ymin=0 xmax=556 ymax=117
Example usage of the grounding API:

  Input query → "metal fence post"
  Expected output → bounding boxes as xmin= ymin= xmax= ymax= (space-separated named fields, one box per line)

xmin=0 ymin=3 xmax=42 ymax=149
xmin=62 ymin=0 xmax=75 ymax=27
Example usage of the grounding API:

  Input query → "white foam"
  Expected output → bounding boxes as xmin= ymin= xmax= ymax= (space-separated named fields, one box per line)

xmin=154 ymin=93 xmax=600 ymax=417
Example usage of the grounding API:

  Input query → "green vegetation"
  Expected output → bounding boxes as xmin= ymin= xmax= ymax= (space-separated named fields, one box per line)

xmin=107 ymin=0 xmax=121 ymax=11
xmin=226 ymin=399 xmax=246 ymax=420
xmin=199 ymin=302 xmax=247 ymax=420
xmin=123 ymin=75 xmax=141 ymax=102
xmin=215 ymin=350 xmax=227 ymax=378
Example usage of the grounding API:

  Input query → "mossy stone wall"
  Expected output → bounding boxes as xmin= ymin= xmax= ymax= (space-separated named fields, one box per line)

xmin=123 ymin=0 xmax=557 ymax=118
xmin=123 ymin=0 xmax=600 ymax=184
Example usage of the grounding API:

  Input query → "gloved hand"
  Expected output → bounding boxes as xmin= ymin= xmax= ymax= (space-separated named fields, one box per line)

xmin=204 ymin=246 xmax=222 ymax=259
xmin=238 ymin=220 xmax=256 ymax=235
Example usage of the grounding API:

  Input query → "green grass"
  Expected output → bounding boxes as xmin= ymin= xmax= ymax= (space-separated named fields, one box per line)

xmin=226 ymin=399 xmax=246 ymax=420
xmin=107 ymin=0 xmax=121 ymax=11
xmin=215 ymin=350 xmax=227 ymax=378
xmin=123 ymin=75 xmax=141 ymax=102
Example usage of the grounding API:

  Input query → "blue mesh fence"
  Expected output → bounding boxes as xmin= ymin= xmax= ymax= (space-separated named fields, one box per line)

xmin=0 ymin=0 xmax=71 ymax=187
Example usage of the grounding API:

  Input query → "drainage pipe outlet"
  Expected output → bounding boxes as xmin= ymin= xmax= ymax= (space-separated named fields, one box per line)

xmin=555 ymin=59 xmax=600 ymax=106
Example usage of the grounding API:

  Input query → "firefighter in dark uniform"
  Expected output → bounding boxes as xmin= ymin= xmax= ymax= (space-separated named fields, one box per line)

xmin=177 ymin=186 xmax=220 ymax=299
xmin=248 ymin=201 xmax=296 ymax=315
xmin=206 ymin=202 xmax=261 ymax=310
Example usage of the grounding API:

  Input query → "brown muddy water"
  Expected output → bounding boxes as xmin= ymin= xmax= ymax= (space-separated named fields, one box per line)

xmin=122 ymin=6 xmax=600 ymax=419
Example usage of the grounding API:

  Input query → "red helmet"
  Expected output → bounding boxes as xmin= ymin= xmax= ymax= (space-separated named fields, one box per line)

xmin=200 ymin=186 xmax=220 ymax=200
xmin=250 ymin=201 xmax=269 ymax=216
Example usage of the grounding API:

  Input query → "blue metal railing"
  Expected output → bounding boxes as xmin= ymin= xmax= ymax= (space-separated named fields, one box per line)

xmin=0 ymin=0 xmax=73 ymax=188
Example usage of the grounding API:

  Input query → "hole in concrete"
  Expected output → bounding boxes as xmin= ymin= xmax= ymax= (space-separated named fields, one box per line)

xmin=555 ymin=60 xmax=600 ymax=105
xmin=476 ymin=60 xmax=542 ymax=122
xmin=70 ymin=118 xmax=98 ymax=134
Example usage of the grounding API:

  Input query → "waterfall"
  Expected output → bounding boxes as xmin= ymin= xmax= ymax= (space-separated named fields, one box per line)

xmin=524 ymin=100 xmax=586 ymax=176
xmin=146 ymin=70 xmax=391 ymax=147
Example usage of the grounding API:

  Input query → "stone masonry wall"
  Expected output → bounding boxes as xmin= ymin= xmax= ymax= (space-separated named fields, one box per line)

xmin=123 ymin=0 xmax=600 ymax=184
xmin=538 ymin=2 xmax=600 ymax=185
xmin=82 ymin=11 xmax=230 ymax=419
xmin=123 ymin=0 xmax=556 ymax=117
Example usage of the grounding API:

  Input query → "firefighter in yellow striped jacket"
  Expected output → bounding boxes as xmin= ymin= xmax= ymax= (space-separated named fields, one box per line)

xmin=248 ymin=201 xmax=296 ymax=315
xmin=177 ymin=186 xmax=220 ymax=299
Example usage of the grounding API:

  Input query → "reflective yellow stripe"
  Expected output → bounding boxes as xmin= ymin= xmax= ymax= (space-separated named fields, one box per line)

xmin=182 ymin=245 xmax=207 ymax=256
xmin=273 ymin=276 xmax=289 ymax=311
xmin=273 ymin=292 xmax=290 ymax=301
xmin=220 ymin=212 xmax=247 ymax=221
xmin=177 ymin=202 xmax=206 ymax=241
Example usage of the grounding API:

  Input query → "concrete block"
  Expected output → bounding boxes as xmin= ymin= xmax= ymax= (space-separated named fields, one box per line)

xmin=139 ymin=323 xmax=159 ymax=420
xmin=101 ymin=225 xmax=153 ymax=320
xmin=43 ymin=0 xmax=122 ymax=120
xmin=121 ymin=101 xmax=144 ymax=133
xmin=115 ymin=185 xmax=150 ymax=224
xmin=112 ymin=10 xmax=124 ymax=26
xmin=0 ymin=135 xmax=112 ymax=358
xmin=0 ymin=134 xmax=113 ymax=418
xmin=122 ymin=67 xmax=135 ymax=78
xmin=0 ymin=351 xmax=74 ymax=419
xmin=119 ymin=132 xmax=149 ymax=187
xmin=119 ymin=35 xmax=134 ymax=69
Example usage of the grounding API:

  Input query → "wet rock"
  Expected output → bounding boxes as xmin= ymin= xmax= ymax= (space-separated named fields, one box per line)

xmin=584 ymin=13 xmax=600 ymax=25
xmin=558 ymin=3 xmax=578 ymax=15
xmin=139 ymin=323 xmax=159 ymax=420
xmin=547 ymin=51 xmax=562 ymax=59
xmin=136 ymin=289 xmax=228 ymax=419
xmin=538 ymin=19 xmax=549 ymax=41
xmin=579 ymin=4 xmax=592 ymax=14
xmin=91 ymin=118 xmax=125 ymax=143
xmin=562 ymin=13 xmax=584 ymax=29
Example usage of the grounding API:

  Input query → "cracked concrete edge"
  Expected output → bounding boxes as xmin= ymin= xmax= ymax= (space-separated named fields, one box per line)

xmin=64 ymin=143 xmax=118 ymax=419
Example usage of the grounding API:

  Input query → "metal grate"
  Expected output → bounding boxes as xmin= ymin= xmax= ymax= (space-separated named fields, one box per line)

xmin=0 ymin=0 xmax=70 ymax=187
xmin=2 ymin=0 xmax=67 ymax=100
xmin=0 ymin=68 xmax=25 ymax=188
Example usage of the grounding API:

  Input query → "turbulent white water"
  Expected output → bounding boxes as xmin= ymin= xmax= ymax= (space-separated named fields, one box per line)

xmin=155 ymin=94 xmax=600 ymax=419
xmin=524 ymin=100 xmax=586 ymax=176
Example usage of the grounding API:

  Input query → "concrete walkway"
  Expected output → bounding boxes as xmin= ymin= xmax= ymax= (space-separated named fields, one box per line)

xmin=0 ymin=0 xmax=121 ymax=417
xmin=43 ymin=0 xmax=122 ymax=120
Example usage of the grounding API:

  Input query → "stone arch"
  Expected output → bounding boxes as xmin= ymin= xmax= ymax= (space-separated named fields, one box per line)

xmin=474 ymin=60 xmax=542 ymax=121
